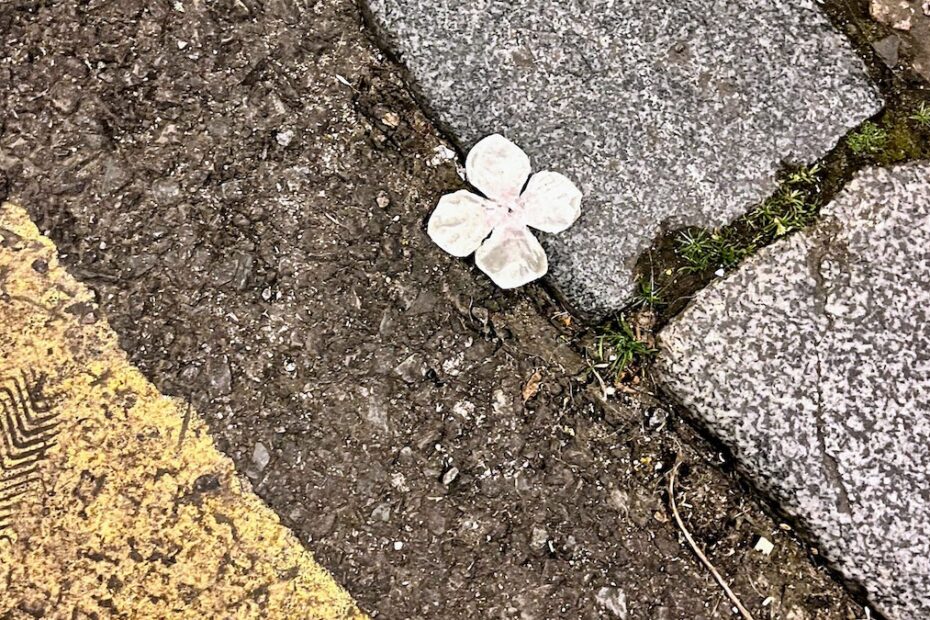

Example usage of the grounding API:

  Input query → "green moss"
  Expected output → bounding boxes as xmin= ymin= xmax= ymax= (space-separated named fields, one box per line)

xmin=878 ymin=125 xmax=922 ymax=164
xmin=866 ymin=100 xmax=930 ymax=165
xmin=847 ymin=121 xmax=888 ymax=156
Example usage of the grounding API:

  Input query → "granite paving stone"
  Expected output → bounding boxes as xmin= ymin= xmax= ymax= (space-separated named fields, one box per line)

xmin=364 ymin=0 xmax=883 ymax=315
xmin=657 ymin=161 xmax=930 ymax=619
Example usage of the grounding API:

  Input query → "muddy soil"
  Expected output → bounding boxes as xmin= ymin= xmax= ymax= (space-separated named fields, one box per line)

xmin=0 ymin=1 xmax=865 ymax=618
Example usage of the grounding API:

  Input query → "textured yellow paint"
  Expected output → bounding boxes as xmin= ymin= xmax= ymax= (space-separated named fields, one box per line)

xmin=0 ymin=203 xmax=365 ymax=619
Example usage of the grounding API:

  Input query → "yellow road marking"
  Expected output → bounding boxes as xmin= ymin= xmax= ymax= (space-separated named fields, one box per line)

xmin=0 ymin=203 xmax=365 ymax=619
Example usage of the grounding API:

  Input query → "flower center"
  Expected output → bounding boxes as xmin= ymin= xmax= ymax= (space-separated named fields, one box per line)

xmin=487 ymin=198 xmax=524 ymax=230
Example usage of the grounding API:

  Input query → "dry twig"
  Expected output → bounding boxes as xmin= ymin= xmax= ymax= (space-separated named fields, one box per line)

xmin=668 ymin=461 xmax=755 ymax=620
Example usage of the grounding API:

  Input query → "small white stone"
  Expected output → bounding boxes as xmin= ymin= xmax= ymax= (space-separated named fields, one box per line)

xmin=714 ymin=267 xmax=725 ymax=277
xmin=390 ymin=472 xmax=409 ymax=492
xmin=595 ymin=587 xmax=628 ymax=618
xmin=530 ymin=526 xmax=548 ymax=548
xmin=442 ymin=466 xmax=459 ymax=485
xmin=754 ymin=535 xmax=775 ymax=555
xmin=427 ymin=144 xmax=457 ymax=167
xmin=393 ymin=541 xmax=404 ymax=551
xmin=252 ymin=442 xmax=271 ymax=472
xmin=276 ymin=129 xmax=294 ymax=147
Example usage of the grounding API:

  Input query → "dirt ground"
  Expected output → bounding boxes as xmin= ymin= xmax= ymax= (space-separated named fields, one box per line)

xmin=0 ymin=0 xmax=867 ymax=618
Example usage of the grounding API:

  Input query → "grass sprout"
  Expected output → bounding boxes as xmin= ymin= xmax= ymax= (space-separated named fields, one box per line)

xmin=910 ymin=102 xmax=930 ymax=128
xmin=593 ymin=318 xmax=656 ymax=377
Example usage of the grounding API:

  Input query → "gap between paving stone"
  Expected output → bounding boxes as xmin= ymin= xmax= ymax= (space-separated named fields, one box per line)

xmin=621 ymin=0 xmax=930 ymax=324
xmin=0 ymin=0 xmax=872 ymax=618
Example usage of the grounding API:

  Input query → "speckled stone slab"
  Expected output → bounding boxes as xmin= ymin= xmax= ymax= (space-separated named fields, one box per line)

xmin=657 ymin=162 xmax=930 ymax=619
xmin=364 ymin=0 xmax=883 ymax=315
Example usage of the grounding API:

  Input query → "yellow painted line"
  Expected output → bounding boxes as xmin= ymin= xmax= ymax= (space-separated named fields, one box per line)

xmin=0 ymin=202 xmax=365 ymax=619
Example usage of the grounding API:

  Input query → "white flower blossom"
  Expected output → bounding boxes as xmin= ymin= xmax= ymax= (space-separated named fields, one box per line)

xmin=427 ymin=134 xmax=582 ymax=289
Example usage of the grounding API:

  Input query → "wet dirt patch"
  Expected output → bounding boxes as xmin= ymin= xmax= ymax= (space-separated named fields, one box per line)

xmin=0 ymin=0 xmax=867 ymax=618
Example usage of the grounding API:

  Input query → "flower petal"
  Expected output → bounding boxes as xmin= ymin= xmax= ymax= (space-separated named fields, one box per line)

xmin=465 ymin=134 xmax=531 ymax=202
xmin=427 ymin=190 xmax=494 ymax=257
xmin=474 ymin=225 xmax=548 ymax=289
xmin=519 ymin=170 xmax=582 ymax=233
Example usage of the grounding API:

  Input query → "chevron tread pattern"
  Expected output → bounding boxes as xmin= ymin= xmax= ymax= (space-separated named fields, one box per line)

xmin=0 ymin=370 xmax=60 ymax=542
